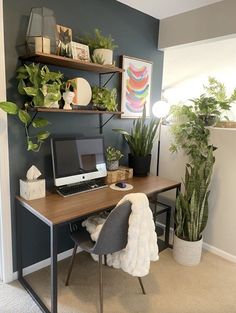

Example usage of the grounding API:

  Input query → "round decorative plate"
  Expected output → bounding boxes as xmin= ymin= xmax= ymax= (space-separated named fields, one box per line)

xmin=72 ymin=77 xmax=92 ymax=106
xmin=109 ymin=183 xmax=133 ymax=191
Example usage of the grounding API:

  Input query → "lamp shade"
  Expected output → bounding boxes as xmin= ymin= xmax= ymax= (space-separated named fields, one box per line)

xmin=152 ymin=100 xmax=170 ymax=119
xmin=26 ymin=7 xmax=58 ymax=54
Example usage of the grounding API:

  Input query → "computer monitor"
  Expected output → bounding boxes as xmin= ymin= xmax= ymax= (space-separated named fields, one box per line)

xmin=51 ymin=136 xmax=107 ymax=187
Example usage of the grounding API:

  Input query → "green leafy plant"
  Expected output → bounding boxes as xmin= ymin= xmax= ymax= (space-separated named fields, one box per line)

xmin=113 ymin=107 xmax=159 ymax=156
xmin=204 ymin=76 xmax=236 ymax=104
xmin=170 ymin=104 xmax=211 ymax=161
xmin=0 ymin=101 xmax=50 ymax=152
xmin=105 ymin=146 xmax=123 ymax=162
xmin=175 ymin=147 xmax=215 ymax=241
xmin=17 ymin=63 xmax=63 ymax=108
xmin=80 ymin=29 xmax=118 ymax=51
xmin=92 ymin=86 xmax=118 ymax=111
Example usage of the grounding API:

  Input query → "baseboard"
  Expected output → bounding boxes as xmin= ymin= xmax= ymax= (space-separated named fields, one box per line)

xmin=13 ymin=247 xmax=81 ymax=281
xmin=203 ymin=242 xmax=236 ymax=263
xmin=156 ymin=222 xmax=236 ymax=263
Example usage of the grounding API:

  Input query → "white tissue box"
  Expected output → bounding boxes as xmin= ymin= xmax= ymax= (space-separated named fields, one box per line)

xmin=20 ymin=179 xmax=45 ymax=200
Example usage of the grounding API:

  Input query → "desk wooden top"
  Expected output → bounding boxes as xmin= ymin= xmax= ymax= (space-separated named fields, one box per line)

xmin=16 ymin=176 xmax=180 ymax=226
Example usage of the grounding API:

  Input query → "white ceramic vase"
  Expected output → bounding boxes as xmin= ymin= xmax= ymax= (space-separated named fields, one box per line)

xmin=93 ymin=49 xmax=113 ymax=65
xmin=63 ymin=91 xmax=75 ymax=110
xmin=173 ymin=234 xmax=203 ymax=266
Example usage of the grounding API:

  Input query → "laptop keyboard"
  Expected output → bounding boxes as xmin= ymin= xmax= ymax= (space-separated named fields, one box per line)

xmin=57 ymin=180 xmax=108 ymax=197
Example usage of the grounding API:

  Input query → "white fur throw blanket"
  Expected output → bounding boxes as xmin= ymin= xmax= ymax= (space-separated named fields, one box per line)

xmin=82 ymin=193 xmax=159 ymax=277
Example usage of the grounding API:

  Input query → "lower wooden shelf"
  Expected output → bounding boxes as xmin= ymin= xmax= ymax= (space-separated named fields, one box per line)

xmin=32 ymin=108 xmax=123 ymax=115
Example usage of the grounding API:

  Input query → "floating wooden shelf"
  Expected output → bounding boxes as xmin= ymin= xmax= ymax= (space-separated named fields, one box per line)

xmin=19 ymin=53 xmax=124 ymax=74
xmin=32 ymin=108 xmax=123 ymax=115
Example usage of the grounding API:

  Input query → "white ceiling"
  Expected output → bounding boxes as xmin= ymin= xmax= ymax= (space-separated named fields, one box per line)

xmin=117 ymin=0 xmax=223 ymax=19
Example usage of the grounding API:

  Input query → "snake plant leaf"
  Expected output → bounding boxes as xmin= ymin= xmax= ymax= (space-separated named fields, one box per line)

xmin=37 ymin=131 xmax=50 ymax=141
xmin=32 ymin=117 xmax=50 ymax=128
xmin=18 ymin=110 xmax=31 ymax=125
xmin=0 ymin=101 xmax=18 ymax=114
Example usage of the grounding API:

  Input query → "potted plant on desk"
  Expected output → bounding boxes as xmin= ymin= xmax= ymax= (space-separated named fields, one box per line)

xmin=105 ymin=146 xmax=123 ymax=171
xmin=113 ymin=107 xmax=159 ymax=176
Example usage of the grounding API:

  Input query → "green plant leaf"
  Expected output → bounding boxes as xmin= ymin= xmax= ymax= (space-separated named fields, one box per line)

xmin=0 ymin=102 xmax=18 ymax=114
xmin=27 ymin=140 xmax=39 ymax=152
xmin=32 ymin=117 xmax=50 ymax=128
xmin=18 ymin=110 xmax=31 ymax=125
xmin=23 ymin=87 xmax=38 ymax=96
xmin=37 ymin=131 xmax=50 ymax=141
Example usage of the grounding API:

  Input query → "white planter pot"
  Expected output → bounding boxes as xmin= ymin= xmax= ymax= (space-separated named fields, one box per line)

xmin=107 ymin=160 xmax=119 ymax=171
xmin=93 ymin=49 xmax=113 ymax=65
xmin=173 ymin=234 xmax=203 ymax=266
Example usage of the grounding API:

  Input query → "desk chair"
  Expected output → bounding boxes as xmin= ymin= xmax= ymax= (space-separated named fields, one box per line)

xmin=65 ymin=201 xmax=146 ymax=313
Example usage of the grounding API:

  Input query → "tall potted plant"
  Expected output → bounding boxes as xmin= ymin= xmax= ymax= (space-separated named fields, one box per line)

xmin=168 ymin=78 xmax=233 ymax=265
xmin=114 ymin=107 xmax=159 ymax=176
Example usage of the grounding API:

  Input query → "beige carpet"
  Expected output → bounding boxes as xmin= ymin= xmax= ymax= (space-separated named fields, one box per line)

xmin=1 ymin=250 xmax=236 ymax=313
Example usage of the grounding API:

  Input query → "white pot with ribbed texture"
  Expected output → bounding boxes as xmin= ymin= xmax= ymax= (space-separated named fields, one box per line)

xmin=173 ymin=234 xmax=203 ymax=266
xmin=93 ymin=49 xmax=113 ymax=65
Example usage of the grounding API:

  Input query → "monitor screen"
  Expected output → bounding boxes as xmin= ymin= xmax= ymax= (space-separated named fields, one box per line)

xmin=51 ymin=136 xmax=107 ymax=186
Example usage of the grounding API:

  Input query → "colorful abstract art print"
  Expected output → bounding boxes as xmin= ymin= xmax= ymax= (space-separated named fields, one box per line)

xmin=121 ymin=56 xmax=152 ymax=118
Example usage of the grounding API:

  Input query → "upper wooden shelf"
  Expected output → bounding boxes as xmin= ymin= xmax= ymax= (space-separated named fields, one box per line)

xmin=19 ymin=53 xmax=124 ymax=74
xmin=33 ymin=108 xmax=123 ymax=115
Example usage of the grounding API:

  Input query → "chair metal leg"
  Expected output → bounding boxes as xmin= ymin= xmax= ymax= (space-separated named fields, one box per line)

xmin=138 ymin=277 xmax=146 ymax=295
xmin=98 ymin=255 xmax=103 ymax=313
xmin=104 ymin=255 xmax=107 ymax=266
xmin=65 ymin=244 xmax=78 ymax=286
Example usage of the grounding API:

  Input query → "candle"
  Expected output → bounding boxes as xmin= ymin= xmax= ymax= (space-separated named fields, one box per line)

xmin=35 ymin=37 xmax=50 ymax=54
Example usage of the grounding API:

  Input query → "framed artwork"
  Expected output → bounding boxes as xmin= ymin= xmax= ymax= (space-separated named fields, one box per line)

xmin=71 ymin=42 xmax=90 ymax=62
xmin=56 ymin=25 xmax=72 ymax=58
xmin=121 ymin=55 xmax=152 ymax=118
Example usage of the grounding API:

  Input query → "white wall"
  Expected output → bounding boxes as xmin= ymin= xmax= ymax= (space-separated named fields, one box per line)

xmin=0 ymin=0 xmax=13 ymax=282
xmin=159 ymin=0 xmax=236 ymax=49
xmin=160 ymin=37 xmax=236 ymax=260
xmin=163 ymin=37 xmax=236 ymax=120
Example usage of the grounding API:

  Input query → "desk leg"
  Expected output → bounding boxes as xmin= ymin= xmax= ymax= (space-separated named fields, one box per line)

xmin=51 ymin=225 xmax=58 ymax=313
xmin=16 ymin=203 xmax=22 ymax=279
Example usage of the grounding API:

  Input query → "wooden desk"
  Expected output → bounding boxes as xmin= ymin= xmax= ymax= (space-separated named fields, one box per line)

xmin=16 ymin=176 xmax=181 ymax=313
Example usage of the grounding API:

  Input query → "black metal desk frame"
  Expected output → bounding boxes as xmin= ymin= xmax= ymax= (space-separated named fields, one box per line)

xmin=16 ymin=183 xmax=181 ymax=313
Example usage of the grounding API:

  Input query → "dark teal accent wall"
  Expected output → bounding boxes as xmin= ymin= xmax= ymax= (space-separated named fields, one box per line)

xmin=3 ymin=0 xmax=163 ymax=270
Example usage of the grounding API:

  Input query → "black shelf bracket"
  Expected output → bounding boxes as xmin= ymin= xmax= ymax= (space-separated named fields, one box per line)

xmin=26 ymin=111 xmax=38 ymax=130
xmin=99 ymin=114 xmax=116 ymax=134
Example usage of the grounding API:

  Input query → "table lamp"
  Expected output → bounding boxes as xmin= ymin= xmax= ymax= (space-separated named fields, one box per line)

xmin=152 ymin=99 xmax=171 ymax=175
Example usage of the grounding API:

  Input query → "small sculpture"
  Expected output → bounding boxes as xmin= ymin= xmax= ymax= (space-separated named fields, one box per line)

xmin=63 ymin=90 xmax=75 ymax=110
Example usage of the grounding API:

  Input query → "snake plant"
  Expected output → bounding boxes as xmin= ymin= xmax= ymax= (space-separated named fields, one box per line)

xmin=175 ymin=147 xmax=215 ymax=241
xmin=113 ymin=107 xmax=159 ymax=156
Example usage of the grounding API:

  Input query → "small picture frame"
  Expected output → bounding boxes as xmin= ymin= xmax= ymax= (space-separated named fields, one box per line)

xmin=56 ymin=24 xmax=73 ymax=58
xmin=71 ymin=42 xmax=90 ymax=62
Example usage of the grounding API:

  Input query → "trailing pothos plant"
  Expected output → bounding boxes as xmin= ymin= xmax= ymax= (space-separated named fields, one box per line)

xmin=17 ymin=63 xmax=63 ymax=108
xmin=113 ymin=106 xmax=159 ymax=156
xmin=0 ymin=101 xmax=50 ymax=152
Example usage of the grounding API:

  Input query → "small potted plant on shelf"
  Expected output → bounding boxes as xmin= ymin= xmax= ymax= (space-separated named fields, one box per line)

xmin=80 ymin=29 xmax=118 ymax=65
xmin=113 ymin=106 xmax=159 ymax=176
xmin=92 ymin=86 xmax=118 ymax=111
xmin=105 ymin=146 xmax=123 ymax=171
xmin=16 ymin=63 xmax=63 ymax=108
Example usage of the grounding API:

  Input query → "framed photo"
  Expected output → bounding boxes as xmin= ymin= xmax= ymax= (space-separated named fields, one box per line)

xmin=121 ymin=55 xmax=152 ymax=118
xmin=56 ymin=25 xmax=72 ymax=57
xmin=71 ymin=42 xmax=90 ymax=62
